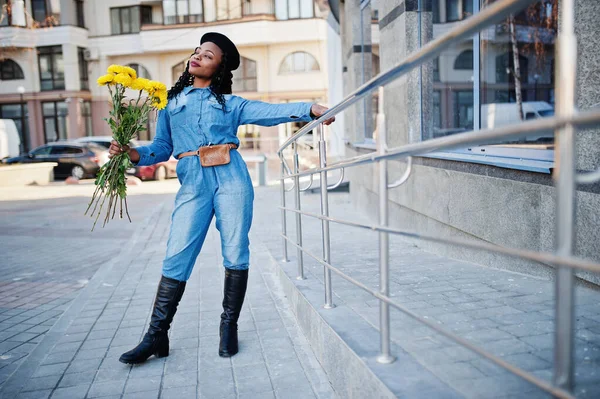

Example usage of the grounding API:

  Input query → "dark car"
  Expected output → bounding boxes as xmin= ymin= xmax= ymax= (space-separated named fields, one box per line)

xmin=4 ymin=142 xmax=104 ymax=179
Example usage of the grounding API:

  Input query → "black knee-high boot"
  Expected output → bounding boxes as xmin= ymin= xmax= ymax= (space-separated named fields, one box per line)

xmin=219 ymin=269 xmax=248 ymax=357
xmin=119 ymin=275 xmax=186 ymax=364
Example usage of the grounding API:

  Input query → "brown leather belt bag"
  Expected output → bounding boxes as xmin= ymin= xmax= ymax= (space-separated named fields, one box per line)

xmin=178 ymin=143 xmax=238 ymax=167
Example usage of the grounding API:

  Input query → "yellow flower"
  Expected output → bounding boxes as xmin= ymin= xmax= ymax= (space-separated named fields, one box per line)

xmin=130 ymin=78 xmax=150 ymax=91
xmin=107 ymin=65 xmax=124 ymax=75
xmin=97 ymin=74 xmax=115 ymax=86
xmin=151 ymin=92 xmax=168 ymax=110
xmin=145 ymin=80 xmax=167 ymax=95
xmin=122 ymin=66 xmax=137 ymax=79
xmin=113 ymin=73 xmax=133 ymax=87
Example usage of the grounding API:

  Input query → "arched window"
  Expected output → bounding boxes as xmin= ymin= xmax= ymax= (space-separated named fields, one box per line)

xmin=454 ymin=50 xmax=473 ymax=70
xmin=233 ymin=56 xmax=257 ymax=92
xmin=127 ymin=63 xmax=151 ymax=79
xmin=279 ymin=52 xmax=320 ymax=74
xmin=0 ymin=59 xmax=24 ymax=80
xmin=171 ymin=60 xmax=185 ymax=84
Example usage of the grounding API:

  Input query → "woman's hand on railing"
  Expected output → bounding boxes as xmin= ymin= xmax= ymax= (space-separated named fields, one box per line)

xmin=310 ymin=104 xmax=336 ymax=125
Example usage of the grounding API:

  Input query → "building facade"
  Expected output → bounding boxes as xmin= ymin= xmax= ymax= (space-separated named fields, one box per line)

xmin=331 ymin=0 xmax=600 ymax=284
xmin=0 ymin=0 xmax=337 ymax=155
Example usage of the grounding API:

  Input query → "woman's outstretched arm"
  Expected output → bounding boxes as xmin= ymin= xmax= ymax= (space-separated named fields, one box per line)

xmin=236 ymin=98 xmax=334 ymax=127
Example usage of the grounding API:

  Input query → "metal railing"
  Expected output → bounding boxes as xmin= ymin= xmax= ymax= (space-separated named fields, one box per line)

xmin=277 ymin=0 xmax=600 ymax=397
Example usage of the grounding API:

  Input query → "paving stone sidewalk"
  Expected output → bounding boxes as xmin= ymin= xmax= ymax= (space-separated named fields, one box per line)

xmin=0 ymin=191 xmax=335 ymax=399
xmin=253 ymin=186 xmax=600 ymax=399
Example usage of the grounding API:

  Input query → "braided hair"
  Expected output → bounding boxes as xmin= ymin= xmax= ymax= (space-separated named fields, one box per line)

xmin=167 ymin=52 xmax=233 ymax=111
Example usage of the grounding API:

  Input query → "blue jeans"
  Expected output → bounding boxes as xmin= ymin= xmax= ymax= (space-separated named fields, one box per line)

xmin=162 ymin=150 xmax=254 ymax=281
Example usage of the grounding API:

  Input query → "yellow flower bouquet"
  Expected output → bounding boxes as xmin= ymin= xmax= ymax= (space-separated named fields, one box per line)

xmin=85 ymin=65 xmax=168 ymax=230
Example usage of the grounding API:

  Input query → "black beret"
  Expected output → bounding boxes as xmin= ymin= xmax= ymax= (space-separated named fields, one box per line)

xmin=200 ymin=32 xmax=240 ymax=71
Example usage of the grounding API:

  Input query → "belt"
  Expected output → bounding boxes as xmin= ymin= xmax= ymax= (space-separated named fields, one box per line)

xmin=177 ymin=143 xmax=238 ymax=160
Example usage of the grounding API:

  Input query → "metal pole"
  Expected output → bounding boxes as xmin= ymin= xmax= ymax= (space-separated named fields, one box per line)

xmin=553 ymin=0 xmax=576 ymax=392
xmin=376 ymin=87 xmax=395 ymax=364
xmin=318 ymin=124 xmax=334 ymax=309
xmin=280 ymin=161 xmax=289 ymax=262
xmin=293 ymin=143 xmax=305 ymax=280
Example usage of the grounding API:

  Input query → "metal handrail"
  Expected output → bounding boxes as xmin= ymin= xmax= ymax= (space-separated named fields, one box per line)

xmin=277 ymin=0 xmax=588 ymax=395
xmin=280 ymin=109 xmax=600 ymax=180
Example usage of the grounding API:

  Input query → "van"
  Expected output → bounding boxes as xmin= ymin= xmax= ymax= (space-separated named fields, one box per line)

xmin=481 ymin=101 xmax=554 ymax=128
xmin=481 ymin=101 xmax=554 ymax=144
xmin=0 ymin=119 xmax=21 ymax=161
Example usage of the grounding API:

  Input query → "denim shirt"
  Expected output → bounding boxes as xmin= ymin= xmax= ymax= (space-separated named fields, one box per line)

xmin=135 ymin=86 xmax=314 ymax=166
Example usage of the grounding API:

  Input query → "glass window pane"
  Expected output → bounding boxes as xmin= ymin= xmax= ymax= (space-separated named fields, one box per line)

xmin=446 ymin=0 xmax=460 ymax=21
xmin=293 ymin=52 xmax=304 ymax=71
xmin=42 ymin=102 xmax=55 ymax=116
xmin=39 ymin=55 xmax=52 ymax=80
xmin=177 ymin=0 xmax=188 ymax=23
xmin=289 ymin=0 xmax=300 ymax=19
xmin=480 ymin=0 xmax=557 ymax=147
xmin=121 ymin=8 xmax=131 ymax=33
xmin=54 ymin=52 xmax=64 ymax=80
xmin=189 ymin=0 xmax=203 ymax=19
xmin=164 ymin=0 xmax=176 ymax=24
xmin=300 ymin=0 xmax=313 ymax=18
xmin=44 ymin=118 xmax=57 ymax=142
xmin=0 ymin=104 xmax=21 ymax=118
xmin=131 ymin=6 xmax=140 ymax=32
xmin=275 ymin=0 xmax=288 ymax=19
xmin=141 ymin=6 xmax=153 ymax=24
xmin=32 ymin=0 xmax=47 ymax=24
xmin=0 ymin=0 xmax=8 ymax=27
xmin=228 ymin=0 xmax=241 ymax=19
xmin=110 ymin=8 xmax=120 ymax=33
xmin=422 ymin=1 xmax=473 ymax=140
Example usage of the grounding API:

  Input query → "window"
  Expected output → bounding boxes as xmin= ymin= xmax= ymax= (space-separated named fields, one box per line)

xmin=31 ymin=146 xmax=51 ymax=156
xmin=422 ymin=0 xmax=559 ymax=171
xmin=275 ymin=0 xmax=313 ymax=20
xmin=0 ymin=59 xmax=24 ymax=80
xmin=127 ymin=63 xmax=152 ymax=80
xmin=42 ymin=101 xmax=69 ymax=143
xmin=454 ymin=50 xmax=473 ymax=70
xmin=232 ymin=56 xmax=257 ymax=92
xmin=172 ymin=60 xmax=185 ymax=84
xmin=82 ymin=101 xmax=92 ymax=136
xmin=215 ymin=0 xmax=242 ymax=21
xmin=78 ymin=48 xmax=89 ymax=90
xmin=110 ymin=6 xmax=151 ymax=34
xmin=31 ymin=0 xmax=60 ymax=27
xmin=51 ymin=146 xmax=83 ymax=155
xmin=0 ymin=0 xmax=26 ymax=26
xmin=0 ymin=103 xmax=29 ymax=153
xmin=163 ymin=0 xmax=203 ymax=24
xmin=75 ymin=0 xmax=85 ymax=28
xmin=38 ymin=46 xmax=64 ymax=91
xmin=279 ymin=52 xmax=320 ymax=74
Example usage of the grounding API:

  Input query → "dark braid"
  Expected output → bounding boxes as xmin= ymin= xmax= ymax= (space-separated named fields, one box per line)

xmin=167 ymin=52 xmax=234 ymax=112
xmin=209 ymin=52 xmax=233 ymax=111
xmin=167 ymin=59 xmax=194 ymax=100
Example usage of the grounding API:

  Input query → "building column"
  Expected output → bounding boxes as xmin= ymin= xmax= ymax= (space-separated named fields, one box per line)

xmin=574 ymin=0 xmax=600 ymax=171
xmin=341 ymin=0 xmax=374 ymax=144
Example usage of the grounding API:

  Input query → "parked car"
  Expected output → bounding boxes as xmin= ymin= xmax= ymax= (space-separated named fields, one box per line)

xmin=3 ymin=142 xmax=105 ymax=179
xmin=72 ymin=136 xmax=146 ymax=166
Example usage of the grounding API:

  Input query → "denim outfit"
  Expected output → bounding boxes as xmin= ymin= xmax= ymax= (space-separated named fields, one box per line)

xmin=135 ymin=86 xmax=313 ymax=281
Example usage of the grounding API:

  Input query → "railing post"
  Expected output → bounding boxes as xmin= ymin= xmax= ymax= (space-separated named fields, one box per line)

xmin=553 ymin=0 xmax=576 ymax=392
xmin=376 ymin=87 xmax=395 ymax=364
xmin=280 ymin=161 xmax=289 ymax=263
xmin=293 ymin=143 xmax=305 ymax=280
xmin=318 ymin=124 xmax=335 ymax=309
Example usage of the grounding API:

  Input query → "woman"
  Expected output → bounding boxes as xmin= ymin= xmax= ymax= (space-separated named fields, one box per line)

xmin=111 ymin=32 xmax=334 ymax=364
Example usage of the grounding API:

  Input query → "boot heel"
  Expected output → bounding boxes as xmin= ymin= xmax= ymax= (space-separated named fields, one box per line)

xmin=154 ymin=345 xmax=169 ymax=358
